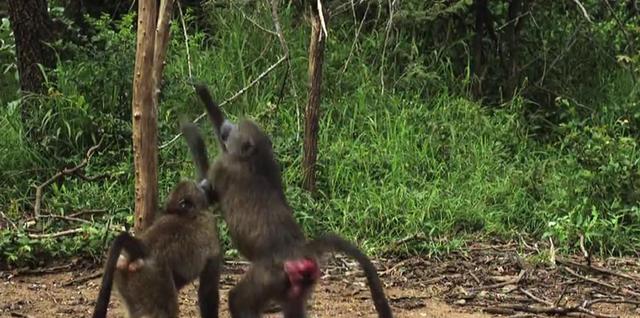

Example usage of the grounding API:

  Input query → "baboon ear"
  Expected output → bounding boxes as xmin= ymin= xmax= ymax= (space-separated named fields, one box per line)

xmin=240 ymin=138 xmax=255 ymax=157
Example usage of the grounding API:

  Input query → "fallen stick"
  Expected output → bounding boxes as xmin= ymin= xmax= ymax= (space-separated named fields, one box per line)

xmin=470 ymin=270 xmax=525 ymax=292
xmin=62 ymin=271 xmax=102 ymax=287
xmin=33 ymin=142 xmax=102 ymax=218
xmin=519 ymin=288 xmax=552 ymax=306
xmin=32 ymin=214 xmax=93 ymax=224
xmin=584 ymin=298 xmax=640 ymax=307
xmin=497 ymin=303 xmax=618 ymax=318
xmin=557 ymin=257 xmax=640 ymax=281
xmin=67 ymin=208 xmax=108 ymax=218
xmin=14 ymin=263 xmax=74 ymax=276
xmin=27 ymin=228 xmax=83 ymax=239
xmin=562 ymin=266 xmax=640 ymax=298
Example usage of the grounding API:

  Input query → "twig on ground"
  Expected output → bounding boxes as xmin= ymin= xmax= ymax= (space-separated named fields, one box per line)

xmin=14 ymin=263 xmax=74 ymax=276
xmin=494 ymin=303 xmax=618 ymax=318
xmin=160 ymin=55 xmax=286 ymax=149
xmin=27 ymin=228 xmax=84 ymax=239
xmin=62 ymin=271 xmax=102 ymax=287
xmin=384 ymin=233 xmax=427 ymax=252
xmin=381 ymin=257 xmax=414 ymax=276
xmin=33 ymin=214 xmax=93 ymax=224
xmin=579 ymin=233 xmax=591 ymax=266
xmin=67 ymin=209 xmax=108 ymax=218
xmin=470 ymin=270 xmax=525 ymax=292
xmin=555 ymin=283 xmax=571 ymax=306
xmin=549 ymin=237 xmax=556 ymax=266
xmin=562 ymin=266 xmax=640 ymax=298
xmin=10 ymin=312 xmax=35 ymax=318
xmin=468 ymin=271 xmax=481 ymax=284
xmin=519 ymin=288 xmax=553 ymax=306
xmin=425 ymin=273 xmax=462 ymax=285
xmin=583 ymin=298 xmax=640 ymax=307
xmin=33 ymin=142 xmax=102 ymax=218
xmin=558 ymin=257 xmax=640 ymax=281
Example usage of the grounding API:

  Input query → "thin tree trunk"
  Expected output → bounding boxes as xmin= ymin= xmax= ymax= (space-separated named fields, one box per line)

xmin=152 ymin=0 xmax=175 ymax=99
xmin=7 ymin=0 xmax=55 ymax=96
xmin=471 ymin=0 xmax=487 ymax=98
xmin=302 ymin=8 xmax=326 ymax=193
xmin=132 ymin=0 xmax=159 ymax=233
xmin=131 ymin=0 xmax=175 ymax=233
xmin=506 ymin=0 xmax=523 ymax=98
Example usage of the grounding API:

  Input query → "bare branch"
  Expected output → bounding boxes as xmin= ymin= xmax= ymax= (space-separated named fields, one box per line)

xmin=177 ymin=1 xmax=193 ymax=79
xmin=27 ymin=228 xmax=84 ymax=239
xmin=33 ymin=142 xmax=102 ymax=218
xmin=159 ymin=55 xmax=287 ymax=149
xmin=236 ymin=3 xmax=277 ymax=36
xmin=33 ymin=214 xmax=93 ymax=224
xmin=153 ymin=0 xmax=176 ymax=100
xmin=380 ymin=0 xmax=399 ymax=93
xmin=317 ymin=0 xmax=329 ymax=39
xmin=572 ymin=0 xmax=592 ymax=22
xmin=342 ymin=1 xmax=371 ymax=73
xmin=132 ymin=0 xmax=160 ymax=232
xmin=269 ymin=0 xmax=293 ymax=104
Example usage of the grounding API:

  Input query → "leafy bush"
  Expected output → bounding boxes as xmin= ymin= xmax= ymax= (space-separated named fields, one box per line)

xmin=1 ymin=2 xmax=639 ymax=267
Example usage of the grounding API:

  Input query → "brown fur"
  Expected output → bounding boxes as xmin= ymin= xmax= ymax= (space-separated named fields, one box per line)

xmin=182 ymin=85 xmax=393 ymax=318
xmin=93 ymin=181 xmax=221 ymax=318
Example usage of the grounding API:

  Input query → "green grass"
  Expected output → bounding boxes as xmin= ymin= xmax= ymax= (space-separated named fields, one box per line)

xmin=0 ymin=3 xmax=639 ymax=267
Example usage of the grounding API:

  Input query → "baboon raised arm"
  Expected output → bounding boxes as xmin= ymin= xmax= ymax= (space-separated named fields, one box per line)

xmin=184 ymin=84 xmax=393 ymax=318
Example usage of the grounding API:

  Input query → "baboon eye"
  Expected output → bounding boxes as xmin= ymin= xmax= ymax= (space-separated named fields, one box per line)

xmin=241 ymin=141 xmax=253 ymax=154
xmin=179 ymin=199 xmax=193 ymax=209
xmin=221 ymin=130 xmax=230 ymax=141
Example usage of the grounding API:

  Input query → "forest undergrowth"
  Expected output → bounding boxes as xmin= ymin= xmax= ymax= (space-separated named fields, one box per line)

xmin=0 ymin=1 xmax=639 ymax=268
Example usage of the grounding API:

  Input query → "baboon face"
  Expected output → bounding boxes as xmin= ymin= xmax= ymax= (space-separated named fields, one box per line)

xmin=165 ymin=181 xmax=208 ymax=214
xmin=221 ymin=119 xmax=271 ymax=160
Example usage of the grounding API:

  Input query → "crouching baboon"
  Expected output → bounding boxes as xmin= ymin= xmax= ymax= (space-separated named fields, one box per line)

xmin=179 ymin=84 xmax=393 ymax=318
xmin=92 ymin=180 xmax=221 ymax=318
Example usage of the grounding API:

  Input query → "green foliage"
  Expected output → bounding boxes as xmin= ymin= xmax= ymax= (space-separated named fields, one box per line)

xmin=1 ymin=1 xmax=639 ymax=267
xmin=0 ymin=17 xmax=18 ymax=106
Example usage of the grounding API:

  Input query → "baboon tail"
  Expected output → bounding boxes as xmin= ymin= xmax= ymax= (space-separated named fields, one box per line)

xmin=306 ymin=233 xmax=393 ymax=318
xmin=92 ymin=232 xmax=147 ymax=318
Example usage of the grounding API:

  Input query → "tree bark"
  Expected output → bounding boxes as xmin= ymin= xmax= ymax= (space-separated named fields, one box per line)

xmin=471 ymin=0 xmax=488 ymax=98
xmin=302 ymin=7 xmax=326 ymax=193
xmin=7 ymin=0 xmax=55 ymax=95
xmin=152 ymin=0 xmax=175 ymax=107
xmin=132 ymin=0 xmax=158 ymax=233
xmin=131 ymin=0 xmax=175 ymax=233
xmin=505 ymin=0 xmax=523 ymax=98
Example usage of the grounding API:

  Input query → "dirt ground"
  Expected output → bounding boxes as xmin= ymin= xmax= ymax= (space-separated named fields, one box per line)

xmin=2 ymin=242 xmax=640 ymax=318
